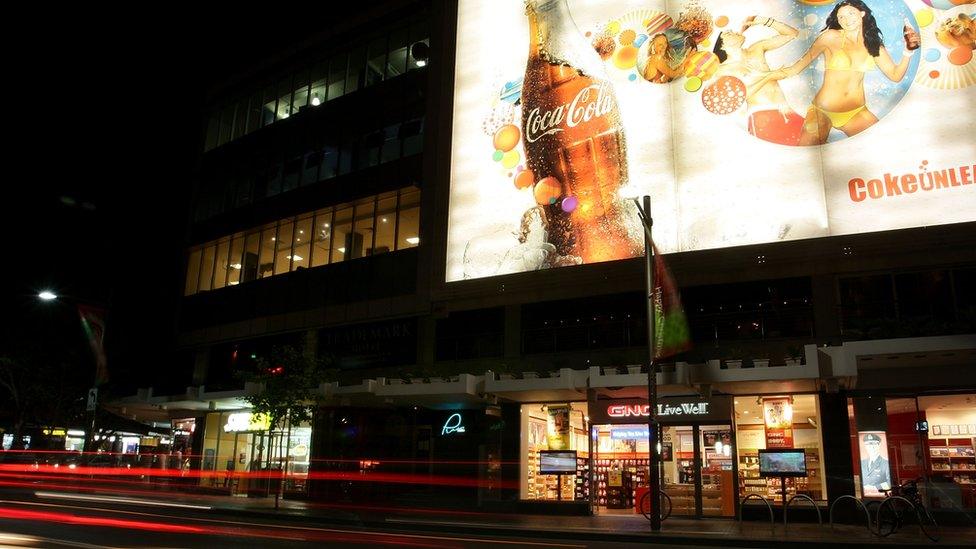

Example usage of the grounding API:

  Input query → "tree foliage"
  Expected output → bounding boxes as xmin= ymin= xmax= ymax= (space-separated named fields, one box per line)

xmin=235 ymin=345 xmax=337 ymax=433
xmin=0 ymin=343 xmax=88 ymax=449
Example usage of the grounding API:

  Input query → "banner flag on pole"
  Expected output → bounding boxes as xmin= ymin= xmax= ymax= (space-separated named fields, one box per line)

xmin=652 ymin=243 xmax=692 ymax=360
xmin=78 ymin=304 xmax=109 ymax=386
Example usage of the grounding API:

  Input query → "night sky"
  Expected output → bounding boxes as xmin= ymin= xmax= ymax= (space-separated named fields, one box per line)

xmin=5 ymin=5 xmax=403 ymax=396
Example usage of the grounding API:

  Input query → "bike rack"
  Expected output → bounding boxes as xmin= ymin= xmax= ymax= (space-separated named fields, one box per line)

xmin=828 ymin=495 xmax=874 ymax=536
xmin=783 ymin=493 xmax=822 ymax=530
xmin=738 ymin=494 xmax=775 ymax=534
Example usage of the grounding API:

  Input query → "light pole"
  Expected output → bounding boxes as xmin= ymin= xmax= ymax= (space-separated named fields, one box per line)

xmin=37 ymin=290 xmax=108 ymax=455
xmin=630 ymin=196 xmax=661 ymax=532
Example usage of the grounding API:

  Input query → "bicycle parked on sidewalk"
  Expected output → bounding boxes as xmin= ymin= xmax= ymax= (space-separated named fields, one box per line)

xmin=865 ymin=477 xmax=940 ymax=542
xmin=638 ymin=489 xmax=672 ymax=522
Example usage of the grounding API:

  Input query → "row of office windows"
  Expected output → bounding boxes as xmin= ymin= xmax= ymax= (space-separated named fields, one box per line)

xmin=195 ymin=116 xmax=424 ymax=222
xmin=184 ymin=188 xmax=421 ymax=296
xmin=203 ymin=20 xmax=429 ymax=152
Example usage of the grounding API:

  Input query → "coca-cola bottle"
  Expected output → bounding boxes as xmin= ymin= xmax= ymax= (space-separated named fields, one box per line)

xmin=903 ymin=18 xmax=920 ymax=51
xmin=521 ymin=0 xmax=640 ymax=263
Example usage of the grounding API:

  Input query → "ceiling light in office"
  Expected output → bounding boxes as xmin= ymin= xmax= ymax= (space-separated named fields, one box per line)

xmin=406 ymin=236 xmax=420 ymax=244
xmin=287 ymin=255 xmax=304 ymax=261
xmin=311 ymin=95 xmax=321 ymax=106
xmin=337 ymin=247 xmax=346 ymax=253
xmin=230 ymin=263 xmax=242 ymax=270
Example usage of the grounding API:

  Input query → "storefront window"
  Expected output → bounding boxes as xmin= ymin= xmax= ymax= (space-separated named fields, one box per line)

xmin=521 ymin=402 xmax=589 ymax=501
xmin=920 ymin=394 xmax=976 ymax=515
xmin=734 ymin=394 xmax=826 ymax=502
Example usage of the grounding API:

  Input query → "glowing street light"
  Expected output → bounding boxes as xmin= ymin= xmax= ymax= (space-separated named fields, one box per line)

xmin=38 ymin=290 xmax=58 ymax=301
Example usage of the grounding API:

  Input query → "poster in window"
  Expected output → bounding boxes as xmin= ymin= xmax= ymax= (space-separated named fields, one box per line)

xmin=933 ymin=424 xmax=942 ymax=435
xmin=763 ymin=397 xmax=794 ymax=448
xmin=858 ymin=431 xmax=892 ymax=498
xmin=547 ymin=405 xmax=571 ymax=450
xmin=950 ymin=424 xmax=960 ymax=435
xmin=661 ymin=442 xmax=673 ymax=462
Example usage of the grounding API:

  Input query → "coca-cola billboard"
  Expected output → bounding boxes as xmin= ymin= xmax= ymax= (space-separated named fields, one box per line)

xmin=447 ymin=0 xmax=975 ymax=282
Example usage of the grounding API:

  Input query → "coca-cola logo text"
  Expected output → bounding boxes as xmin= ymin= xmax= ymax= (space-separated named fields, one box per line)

xmin=606 ymin=402 xmax=710 ymax=418
xmin=524 ymin=83 xmax=615 ymax=143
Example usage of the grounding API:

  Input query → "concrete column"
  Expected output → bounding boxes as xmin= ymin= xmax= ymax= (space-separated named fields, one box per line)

xmin=812 ymin=275 xmax=841 ymax=342
xmin=504 ymin=304 xmax=521 ymax=359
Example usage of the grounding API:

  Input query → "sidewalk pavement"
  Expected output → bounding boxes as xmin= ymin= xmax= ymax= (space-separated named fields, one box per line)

xmin=181 ymin=493 xmax=975 ymax=547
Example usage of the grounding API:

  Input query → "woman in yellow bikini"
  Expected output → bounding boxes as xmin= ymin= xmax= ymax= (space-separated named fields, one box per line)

xmin=766 ymin=0 xmax=916 ymax=145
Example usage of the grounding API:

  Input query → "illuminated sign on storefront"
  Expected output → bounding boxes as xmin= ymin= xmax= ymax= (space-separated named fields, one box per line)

xmin=223 ymin=412 xmax=271 ymax=433
xmin=447 ymin=0 xmax=975 ymax=283
xmin=441 ymin=413 xmax=466 ymax=435
xmin=591 ymin=396 xmax=731 ymax=424
xmin=611 ymin=428 xmax=650 ymax=439
xmin=607 ymin=402 xmax=709 ymax=418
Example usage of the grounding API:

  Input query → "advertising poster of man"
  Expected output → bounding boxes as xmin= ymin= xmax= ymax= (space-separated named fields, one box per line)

xmin=859 ymin=431 xmax=893 ymax=497
xmin=448 ymin=0 xmax=975 ymax=282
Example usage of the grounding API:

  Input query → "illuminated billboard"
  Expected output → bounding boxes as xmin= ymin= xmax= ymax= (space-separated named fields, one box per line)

xmin=447 ymin=0 xmax=976 ymax=282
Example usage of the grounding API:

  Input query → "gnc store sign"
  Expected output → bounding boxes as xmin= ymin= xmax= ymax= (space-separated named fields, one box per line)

xmin=590 ymin=396 xmax=731 ymax=425
xmin=608 ymin=402 xmax=710 ymax=419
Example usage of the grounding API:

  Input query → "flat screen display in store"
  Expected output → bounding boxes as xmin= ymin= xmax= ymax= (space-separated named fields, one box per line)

xmin=539 ymin=450 xmax=577 ymax=474
xmin=759 ymin=449 xmax=807 ymax=477
xmin=447 ymin=0 xmax=976 ymax=282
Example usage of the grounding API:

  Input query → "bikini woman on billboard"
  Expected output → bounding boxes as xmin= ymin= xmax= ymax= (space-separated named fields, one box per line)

xmin=765 ymin=0 xmax=917 ymax=145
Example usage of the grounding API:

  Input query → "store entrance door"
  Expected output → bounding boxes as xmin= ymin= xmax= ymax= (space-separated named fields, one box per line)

xmin=661 ymin=424 xmax=735 ymax=518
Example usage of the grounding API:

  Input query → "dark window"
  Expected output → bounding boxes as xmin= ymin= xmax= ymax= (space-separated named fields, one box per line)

xmin=436 ymin=308 xmax=504 ymax=361
xmin=522 ymin=294 xmax=645 ymax=355
xmin=683 ymin=277 xmax=813 ymax=342
xmin=838 ymin=274 xmax=895 ymax=338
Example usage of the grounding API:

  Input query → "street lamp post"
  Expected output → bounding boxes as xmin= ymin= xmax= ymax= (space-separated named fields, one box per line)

xmin=37 ymin=290 xmax=107 ymax=455
xmin=631 ymin=196 xmax=661 ymax=532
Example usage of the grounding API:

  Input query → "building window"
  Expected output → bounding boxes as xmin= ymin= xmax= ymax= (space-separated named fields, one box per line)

xmin=397 ymin=189 xmax=420 ymax=249
xmin=183 ymin=188 xmax=421 ymax=295
xmin=292 ymin=216 xmax=312 ymax=271
xmin=332 ymin=206 xmax=353 ymax=264
xmin=275 ymin=220 xmax=295 ymax=274
xmin=185 ymin=248 xmax=202 ymax=296
xmin=227 ymin=233 xmax=244 ymax=286
xmin=258 ymin=223 xmax=277 ymax=279
xmin=735 ymin=395 xmax=826 ymax=502
xmin=311 ymin=208 xmax=333 ymax=268
xmin=199 ymin=244 xmax=216 ymax=292
xmin=374 ymin=194 xmax=396 ymax=255
xmin=201 ymin=19 xmax=430 ymax=152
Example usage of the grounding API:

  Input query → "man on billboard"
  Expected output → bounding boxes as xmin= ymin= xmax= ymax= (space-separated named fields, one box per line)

xmin=712 ymin=15 xmax=804 ymax=146
xmin=860 ymin=432 xmax=892 ymax=496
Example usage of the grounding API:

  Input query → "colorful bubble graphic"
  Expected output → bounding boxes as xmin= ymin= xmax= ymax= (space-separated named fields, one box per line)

xmin=684 ymin=76 xmax=703 ymax=92
xmin=949 ymin=46 xmax=973 ymax=65
xmin=916 ymin=9 xmax=935 ymax=27
xmin=701 ymin=76 xmax=746 ymax=115
xmin=925 ymin=48 xmax=942 ymax=62
xmin=493 ymin=124 xmax=520 ymax=152
xmin=613 ymin=45 xmax=639 ymax=69
xmin=514 ymin=169 xmax=535 ymax=190
xmin=922 ymin=0 xmax=974 ymax=9
xmin=534 ymin=177 xmax=562 ymax=206
xmin=492 ymin=150 xmax=504 ymax=162
xmin=684 ymin=51 xmax=720 ymax=80
xmin=644 ymin=13 xmax=673 ymax=36
xmin=714 ymin=15 xmax=729 ymax=28
xmin=501 ymin=150 xmax=520 ymax=169
xmin=619 ymin=29 xmax=636 ymax=46
xmin=561 ymin=196 xmax=579 ymax=213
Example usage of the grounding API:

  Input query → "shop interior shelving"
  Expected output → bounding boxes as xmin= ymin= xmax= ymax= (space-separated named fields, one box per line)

xmin=928 ymin=437 xmax=976 ymax=485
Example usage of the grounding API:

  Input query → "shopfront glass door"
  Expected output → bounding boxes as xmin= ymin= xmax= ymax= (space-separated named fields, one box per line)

xmin=660 ymin=424 xmax=735 ymax=518
xmin=699 ymin=425 xmax=735 ymax=517
xmin=661 ymin=425 xmax=695 ymax=516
